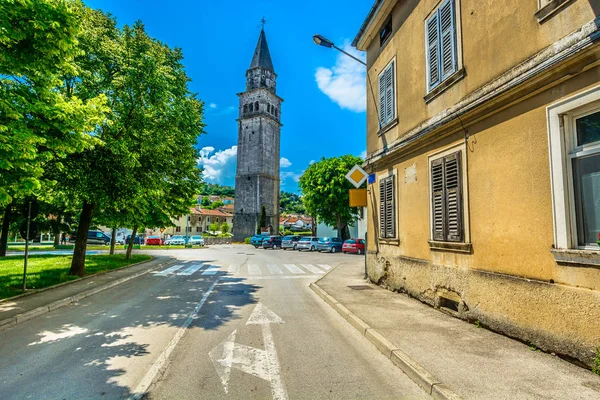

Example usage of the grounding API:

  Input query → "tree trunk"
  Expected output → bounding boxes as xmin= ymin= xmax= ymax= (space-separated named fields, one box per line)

xmin=336 ymin=214 xmax=343 ymax=239
xmin=52 ymin=214 xmax=61 ymax=247
xmin=110 ymin=227 xmax=116 ymax=255
xmin=126 ymin=225 xmax=138 ymax=260
xmin=69 ymin=201 xmax=95 ymax=276
xmin=0 ymin=203 xmax=11 ymax=257
xmin=53 ymin=233 xmax=60 ymax=247
xmin=312 ymin=215 xmax=317 ymax=236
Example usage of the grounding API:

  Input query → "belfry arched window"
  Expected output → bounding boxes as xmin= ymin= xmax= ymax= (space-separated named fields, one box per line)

xmin=243 ymin=104 xmax=248 ymax=113
xmin=249 ymin=103 xmax=253 ymax=112
xmin=267 ymin=104 xmax=271 ymax=113
xmin=255 ymin=101 xmax=259 ymax=111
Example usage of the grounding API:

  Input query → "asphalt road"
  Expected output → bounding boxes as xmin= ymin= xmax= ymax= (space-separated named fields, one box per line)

xmin=0 ymin=245 xmax=427 ymax=399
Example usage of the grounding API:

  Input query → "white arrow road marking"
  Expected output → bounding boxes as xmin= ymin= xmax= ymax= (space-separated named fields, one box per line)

xmin=317 ymin=264 xmax=332 ymax=270
xmin=209 ymin=303 xmax=287 ymax=400
xmin=300 ymin=264 xmax=323 ymax=274
xmin=282 ymin=264 xmax=304 ymax=274
xmin=201 ymin=266 xmax=220 ymax=275
xmin=154 ymin=265 xmax=185 ymax=276
xmin=177 ymin=264 xmax=203 ymax=276
xmin=128 ymin=278 xmax=221 ymax=400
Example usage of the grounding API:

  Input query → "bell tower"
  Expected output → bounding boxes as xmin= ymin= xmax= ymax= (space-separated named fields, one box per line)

xmin=233 ymin=29 xmax=283 ymax=241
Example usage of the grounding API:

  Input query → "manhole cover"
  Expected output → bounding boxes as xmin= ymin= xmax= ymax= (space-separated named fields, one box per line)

xmin=348 ymin=285 xmax=374 ymax=290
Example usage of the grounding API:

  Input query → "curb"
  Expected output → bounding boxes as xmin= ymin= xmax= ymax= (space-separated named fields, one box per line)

xmin=309 ymin=281 xmax=464 ymax=400
xmin=0 ymin=257 xmax=176 ymax=331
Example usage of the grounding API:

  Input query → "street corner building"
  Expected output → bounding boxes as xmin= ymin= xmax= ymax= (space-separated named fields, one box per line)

xmin=355 ymin=0 xmax=600 ymax=367
xmin=233 ymin=28 xmax=283 ymax=242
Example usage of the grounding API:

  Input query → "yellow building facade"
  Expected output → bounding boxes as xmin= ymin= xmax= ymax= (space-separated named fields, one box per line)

xmin=355 ymin=0 xmax=600 ymax=367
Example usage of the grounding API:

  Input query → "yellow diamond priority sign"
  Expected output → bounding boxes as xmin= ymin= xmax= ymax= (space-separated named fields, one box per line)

xmin=345 ymin=164 xmax=368 ymax=188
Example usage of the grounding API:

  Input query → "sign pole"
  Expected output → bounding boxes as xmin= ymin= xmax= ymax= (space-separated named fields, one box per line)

xmin=23 ymin=200 xmax=31 ymax=291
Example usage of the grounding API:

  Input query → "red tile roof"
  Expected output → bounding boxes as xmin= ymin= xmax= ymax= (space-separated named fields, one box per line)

xmin=190 ymin=208 xmax=232 ymax=217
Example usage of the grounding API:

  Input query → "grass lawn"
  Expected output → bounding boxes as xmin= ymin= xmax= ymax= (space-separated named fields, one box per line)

xmin=0 ymin=254 xmax=152 ymax=300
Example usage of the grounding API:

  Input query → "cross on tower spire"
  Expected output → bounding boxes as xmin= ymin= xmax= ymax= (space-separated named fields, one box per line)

xmin=260 ymin=17 xmax=267 ymax=30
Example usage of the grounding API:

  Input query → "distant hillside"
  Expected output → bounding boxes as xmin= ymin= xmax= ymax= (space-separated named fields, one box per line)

xmin=199 ymin=183 xmax=234 ymax=197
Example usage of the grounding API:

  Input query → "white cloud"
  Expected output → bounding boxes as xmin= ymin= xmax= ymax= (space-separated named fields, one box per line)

xmin=197 ymin=146 xmax=237 ymax=185
xmin=280 ymin=170 xmax=303 ymax=183
xmin=359 ymin=150 xmax=367 ymax=160
xmin=280 ymin=157 xmax=292 ymax=168
xmin=309 ymin=160 xmax=316 ymax=165
xmin=315 ymin=42 xmax=366 ymax=112
xmin=209 ymin=103 xmax=218 ymax=109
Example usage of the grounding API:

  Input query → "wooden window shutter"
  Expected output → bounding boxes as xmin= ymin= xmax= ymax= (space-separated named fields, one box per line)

xmin=426 ymin=12 xmax=440 ymax=90
xmin=439 ymin=0 xmax=457 ymax=80
xmin=444 ymin=151 xmax=462 ymax=242
xmin=431 ymin=158 xmax=445 ymax=241
xmin=379 ymin=179 xmax=386 ymax=237
xmin=378 ymin=71 xmax=386 ymax=127
xmin=385 ymin=62 xmax=394 ymax=123
xmin=385 ymin=176 xmax=395 ymax=238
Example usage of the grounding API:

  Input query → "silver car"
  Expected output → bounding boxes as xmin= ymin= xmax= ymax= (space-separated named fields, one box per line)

xmin=296 ymin=236 xmax=319 ymax=251
xmin=188 ymin=235 xmax=205 ymax=246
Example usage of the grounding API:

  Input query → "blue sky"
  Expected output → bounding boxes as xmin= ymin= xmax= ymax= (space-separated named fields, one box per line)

xmin=84 ymin=0 xmax=371 ymax=193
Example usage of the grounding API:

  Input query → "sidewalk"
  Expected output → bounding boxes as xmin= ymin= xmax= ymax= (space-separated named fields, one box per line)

xmin=312 ymin=262 xmax=600 ymax=400
xmin=0 ymin=256 xmax=174 ymax=330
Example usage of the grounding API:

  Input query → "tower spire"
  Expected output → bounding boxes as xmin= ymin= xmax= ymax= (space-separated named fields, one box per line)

xmin=249 ymin=29 xmax=274 ymax=72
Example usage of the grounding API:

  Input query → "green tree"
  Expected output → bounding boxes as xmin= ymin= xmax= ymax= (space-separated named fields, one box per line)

xmin=299 ymin=155 xmax=363 ymax=240
xmin=220 ymin=222 xmax=230 ymax=234
xmin=209 ymin=200 xmax=224 ymax=210
xmin=0 ymin=0 xmax=107 ymax=252
xmin=257 ymin=205 xmax=267 ymax=234
xmin=201 ymin=196 xmax=211 ymax=207
xmin=209 ymin=222 xmax=219 ymax=233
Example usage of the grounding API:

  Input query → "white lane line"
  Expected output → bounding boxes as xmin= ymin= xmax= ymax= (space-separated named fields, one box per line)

xmin=267 ymin=264 xmax=283 ymax=274
xmin=317 ymin=264 xmax=332 ymax=271
xmin=228 ymin=264 xmax=240 ymax=274
xmin=282 ymin=264 xmax=304 ymax=274
xmin=300 ymin=264 xmax=323 ymax=274
xmin=129 ymin=278 xmax=221 ymax=400
xmin=247 ymin=275 xmax=320 ymax=280
xmin=248 ymin=264 xmax=262 ymax=275
xmin=202 ymin=266 xmax=220 ymax=275
xmin=177 ymin=264 xmax=203 ymax=276
xmin=155 ymin=265 xmax=185 ymax=276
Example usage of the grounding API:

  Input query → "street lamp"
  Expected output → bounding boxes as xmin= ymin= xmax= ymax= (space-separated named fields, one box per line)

xmin=312 ymin=35 xmax=366 ymax=66
xmin=312 ymin=34 xmax=379 ymax=130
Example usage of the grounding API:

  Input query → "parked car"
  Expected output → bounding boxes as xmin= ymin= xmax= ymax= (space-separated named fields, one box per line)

xmin=296 ymin=236 xmax=320 ymax=252
xmin=188 ymin=235 xmax=205 ymax=246
xmin=342 ymin=238 xmax=366 ymax=255
xmin=316 ymin=237 xmax=344 ymax=253
xmin=250 ymin=234 xmax=268 ymax=248
xmin=262 ymin=235 xmax=282 ymax=249
xmin=70 ymin=230 xmax=111 ymax=245
xmin=125 ymin=235 xmax=144 ymax=245
xmin=145 ymin=235 xmax=164 ymax=246
xmin=165 ymin=235 xmax=186 ymax=245
xmin=281 ymin=235 xmax=301 ymax=250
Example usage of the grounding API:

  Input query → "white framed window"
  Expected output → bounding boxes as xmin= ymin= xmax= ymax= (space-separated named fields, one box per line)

xmin=548 ymin=86 xmax=600 ymax=250
xmin=378 ymin=171 xmax=397 ymax=239
xmin=428 ymin=143 xmax=470 ymax=243
xmin=378 ymin=59 xmax=396 ymax=127
xmin=425 ymin=0 xmax=458 ymax=92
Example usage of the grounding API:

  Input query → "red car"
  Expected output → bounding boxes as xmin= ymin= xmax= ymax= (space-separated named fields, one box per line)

xmin=342 ymin=238 xmax=366 ymax=255
xmin=145 ymin=235 xmax=164 ymax=246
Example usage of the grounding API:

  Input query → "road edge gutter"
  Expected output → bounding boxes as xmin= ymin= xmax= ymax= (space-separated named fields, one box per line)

xmin=309 ymin=281 xmax=463 ymax=400
xmin=0 ymin=257 xmax=176 ymax=331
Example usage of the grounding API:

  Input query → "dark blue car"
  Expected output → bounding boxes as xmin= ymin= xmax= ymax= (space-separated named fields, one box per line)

xmin=125 ymin=235 xmax=144 ymax=245
xmin=250 ymin=235 xmax=267 ymax=248
xmin=316 ymin=237 xmax=344 ymax=253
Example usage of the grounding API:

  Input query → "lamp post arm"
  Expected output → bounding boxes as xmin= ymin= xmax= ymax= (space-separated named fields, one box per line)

xmin=332 ymin=45 xmax=367 ymax=66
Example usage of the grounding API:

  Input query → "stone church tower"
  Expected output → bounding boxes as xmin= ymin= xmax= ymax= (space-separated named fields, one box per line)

xmin=233 ymin=29 xmax=282 ymax=241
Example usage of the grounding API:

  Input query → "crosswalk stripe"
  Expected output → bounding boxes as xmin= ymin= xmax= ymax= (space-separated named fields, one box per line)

xmin=228 ymin=264 xmax=240 ymax=274
xmin=177 ymin=264 xmax=203 ymax=276
xmin=282 ymin=264 xmax=305 ymax=274
xmin=301 ymin=264 xmax=323 ymax=274
xmin=267 ymin=264 xmax=283 ymax=274
xmin=318 ymin=264 xmax=332 ymax=270
xmin=248 ymin=264 xmax=261 ymax=275
xmin=201 ymin=266 xmax=220 ymax=275
xmin=155 ymin=265 xmax=185 ymax=276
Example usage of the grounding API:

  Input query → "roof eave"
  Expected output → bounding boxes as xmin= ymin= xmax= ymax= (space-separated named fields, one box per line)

xmin=352 ymin=0 xmax=385 ymax=50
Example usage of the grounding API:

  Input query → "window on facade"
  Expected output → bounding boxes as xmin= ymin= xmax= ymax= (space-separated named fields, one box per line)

xmin=425 ymin=0 xmax=458 ymax=92
xmin=572 ymin=111 xmax=600 ymax=246
xmin=187 ymin=226 xmax=192 ymax=232
xmin=243 ymin=104 xmax=248 ymax=113
xmin=196 ymin=227 xmax=201 ymax=233
xmin=380 ymin=15 xmax=392 ymax=47
xmin=431 ymin=151 xmax=463 ymax=242
xmin=176 ymin=227 xmax=181 ymax=233
xmin=378 ymin=61 xmax=395 ymax=127
xmin=379 ymin=176 xmax=395 ymax=238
